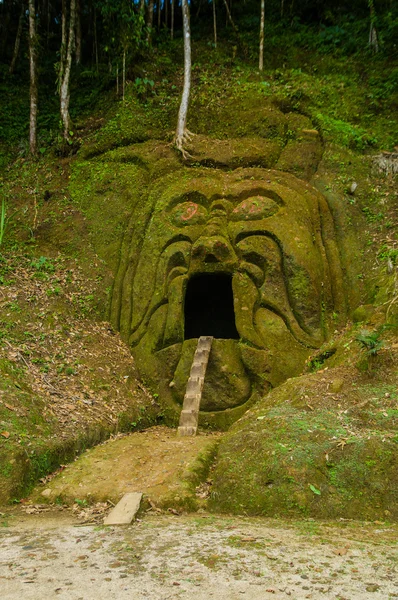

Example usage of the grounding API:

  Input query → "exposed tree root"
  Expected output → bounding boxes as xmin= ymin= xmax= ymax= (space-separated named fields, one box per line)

xmin=174 ymin=129 xmax=195 ymax=160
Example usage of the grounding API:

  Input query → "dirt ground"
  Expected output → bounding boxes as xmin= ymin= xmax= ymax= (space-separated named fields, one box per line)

xmin=0 ymin=510 xmax=397 ymax=600
xmin=29 ymin=427 xmax=221 ymax=506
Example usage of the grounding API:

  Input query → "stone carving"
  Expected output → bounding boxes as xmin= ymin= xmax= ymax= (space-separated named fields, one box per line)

xmin=111 ymin=162 xmax=346 ymax=428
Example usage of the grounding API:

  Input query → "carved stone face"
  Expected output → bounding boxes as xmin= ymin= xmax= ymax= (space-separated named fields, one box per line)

xmin=113 ymin=167 xmax=345 ymax=423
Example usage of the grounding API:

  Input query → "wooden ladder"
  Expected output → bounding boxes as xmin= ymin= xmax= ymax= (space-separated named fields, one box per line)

xmin=177 ymin=336 xmax=213 ymax=436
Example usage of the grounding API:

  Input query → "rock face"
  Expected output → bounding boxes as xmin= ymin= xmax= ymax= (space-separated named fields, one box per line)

xmin=110 ymin=163 xmax=346 ymax=427
xmin=72 ymin=103 xmax=353 ymax=428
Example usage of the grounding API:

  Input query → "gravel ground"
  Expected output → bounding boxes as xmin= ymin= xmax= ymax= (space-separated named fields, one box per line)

xmin=1 ymin=512 xmax=398 ymax=599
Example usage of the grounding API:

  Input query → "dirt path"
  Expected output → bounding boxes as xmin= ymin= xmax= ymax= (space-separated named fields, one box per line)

xmin=1 ymin=511 xmax=397 ymax=599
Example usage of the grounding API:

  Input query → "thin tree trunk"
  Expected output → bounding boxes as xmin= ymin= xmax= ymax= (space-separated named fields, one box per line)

xmin=93 ymin=6 xmax=98 ymax=72
xmin=60 ymin=0 xmax=76 ymax=142
xmin=10 ymin=1 xmax=25 ymax=74
xmin=171 ymin=0 xmax=174 ymax=39
xmin=281 ymin=0 xmax=284 ymax=17
xmin=259 ymin=0 xmax=265 ymax=71
xmin=175 ymin=0 xmax=192 ymax=155
xmin=28 ymin=0 xmax=38 ymax=155
xmin=146 ymin=0 xmax=154 ymax=43
xmin=139 ymin=0 xmax=145 ymax=39
xmin=165 ymin=0 xmax=168 ymax=29
xmin=213 ymin=0 xmax=217 ymax=48
xmin=75 ymin=0 xmax=81 ymax=64
xmin=122 ymin=50 xmax=126 ymax=101
xmin=116 ymin=63 xmax=119 ymax=96
xmin=60 ymin=0 xmax=67 ymax=81
xmin=46 ymin=0 xmax=50 ymax=47
xmin=157 ymin=0 xmax=161 ymax=29
xmin=368 ymin=0 xmax=379 ymax=53
xmin=221 ymin=0 xmax=238 ymax=35
xmin=195 ymin=0 xmax=203 ymax=20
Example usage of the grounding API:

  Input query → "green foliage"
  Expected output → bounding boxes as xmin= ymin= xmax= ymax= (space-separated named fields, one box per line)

xmin=315 ymin=113 xmax=378 ymax=150
xmin=30 ymin=256 xmax=56 ymax=273
xmin=134 ymin=77 xmax=155 ymax=99
xmin=309 ymin=484 xmax=321 ymax=495
xmin=97 ymin=0 xmax=146 ymax=63
xmin=356 ymin=328 xmax=385 ymax=356
xmin=74 ymin=497 xmax=88 ymax=507
xmin=378 ymin=245 xmax=398 ymax=265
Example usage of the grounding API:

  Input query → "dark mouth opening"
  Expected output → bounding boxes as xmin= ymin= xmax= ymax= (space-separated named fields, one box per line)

xmin=184 ymin=273 xmax=239 ymax=340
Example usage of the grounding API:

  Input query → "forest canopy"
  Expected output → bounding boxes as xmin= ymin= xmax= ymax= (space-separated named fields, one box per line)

xmin=0 ymin=0 xmax=397 ymax=158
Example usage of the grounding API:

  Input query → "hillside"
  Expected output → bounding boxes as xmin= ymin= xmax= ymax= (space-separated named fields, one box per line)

xmin=0 ymin=15 xmax=397 ymax=516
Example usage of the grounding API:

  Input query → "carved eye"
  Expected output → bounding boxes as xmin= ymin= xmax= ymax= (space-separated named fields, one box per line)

xmin=170 ymin=202 xmax=208 ymax=227
xmin=231 ymin=196 xmax=280 ymax=221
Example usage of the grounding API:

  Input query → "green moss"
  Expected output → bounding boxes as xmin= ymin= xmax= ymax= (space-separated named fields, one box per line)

xmin=209 ymin=366 xmax=398 ymax=519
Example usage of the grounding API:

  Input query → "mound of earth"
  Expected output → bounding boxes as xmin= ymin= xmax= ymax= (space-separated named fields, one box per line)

xmin=29 ymin=426 xmax=221 ymax=510
xmin=0 ymin=252 xmax=160 ymax=504
xmin=209 ymin=338 xmax=398 ymax=520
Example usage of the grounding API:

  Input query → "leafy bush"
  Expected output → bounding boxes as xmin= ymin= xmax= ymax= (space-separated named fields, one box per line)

xmin=356 ymin=329 xmax=384 ymax=356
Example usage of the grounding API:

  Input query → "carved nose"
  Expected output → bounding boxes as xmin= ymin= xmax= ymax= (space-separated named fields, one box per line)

xmin=192 ymin=236 xmax=235 ymax=264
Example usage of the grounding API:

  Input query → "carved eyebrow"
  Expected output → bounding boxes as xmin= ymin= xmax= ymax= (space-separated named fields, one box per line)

xmin=166 ymin=191 xmax=209 ymax=211
xmin=227 ymin=187 xmax=284 ymax=205
xmin=162 ymin=234 xmax=193 ymax=252
xmin=235 ymin=230 xmax=282 ymax=247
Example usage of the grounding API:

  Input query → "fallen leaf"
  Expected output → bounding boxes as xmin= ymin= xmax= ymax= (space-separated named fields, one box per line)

xmin=333 ymin=547 xmax=348 ymax=556
xmin=1 ymin=431 xmax=10 ymax=439
xmin=168 ymin=508 xmax=180 ymax=515
xmin=309 ymin=484 xmax=321 ymax=495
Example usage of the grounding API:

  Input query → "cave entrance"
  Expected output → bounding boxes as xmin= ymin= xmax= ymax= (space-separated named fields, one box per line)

xmin=184 ymin=273 xmax=239 ymax=340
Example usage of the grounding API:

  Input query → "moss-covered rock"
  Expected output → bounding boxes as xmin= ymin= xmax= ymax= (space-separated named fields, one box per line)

xmin=209 ymin=358 xmax=398 ymax=519
xmin=103 ymin=160 xmax=348 ymax=421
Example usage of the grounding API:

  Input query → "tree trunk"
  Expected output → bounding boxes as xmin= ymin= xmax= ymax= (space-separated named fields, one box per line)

xmin=221 ymin=0 xmax=238 ymax=35
xmin=60 ymin=0 xmax=76 ymax=142
xmin=46 ymin=0 xmax=50 ymax=48
xmin=368 ymin=0 xmax=379 ymax=53
xmin=157 ymin=0 xmax=161 ymax=29
xmin=165 ymin=0 xmax=168 ymax=29
xmin=122 ymin=49 xmax=126 ymax=101
xmin=213 ymin=0 xmax=217 ymax=48
xmin=171 ymin=0 xmax=174 ymax=39
xmin=175 ymin=0 xmax=192 ymax=155
xmin=93 ymin=5 xmax=98 ymax=72
xmin=60 ymin=0 xmax=67 ymax=81
xmin=75 ymin=0 xmax=81 ymax=64
xmin=195 ymin=0 xmax=203 ymax=20
xmin=28 ymin=0 xmax=38 ymax=155
xmin=146 ymin=0 xmax=154 ymax=43
xmin=10 ymin=1 xmax=25 ymax=74
xmin=259 ymin=0 xmax=265 ymax=71
xmin=281 ymin=0 xmax=284 ymax=18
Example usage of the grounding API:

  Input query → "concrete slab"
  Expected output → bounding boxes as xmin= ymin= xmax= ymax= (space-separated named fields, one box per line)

xmin=103 ymin=492 xmax=142 ymax=525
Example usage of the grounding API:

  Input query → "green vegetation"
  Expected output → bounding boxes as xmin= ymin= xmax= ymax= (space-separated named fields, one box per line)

xmin=0 ymin=1 xmax=396 ymax=517
xmin=210 ymin=370 xmax=398 ymax=519
xmin=356 ymin=328 xmax=385 ymax=356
